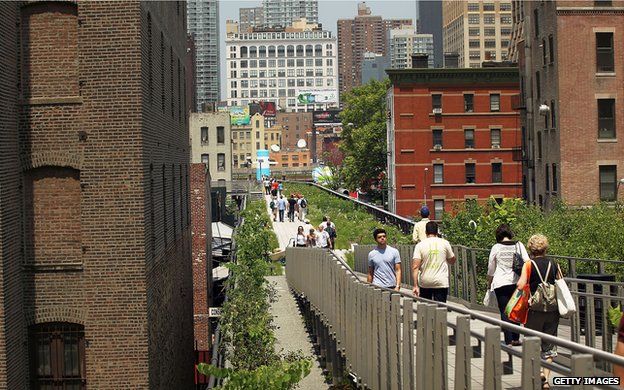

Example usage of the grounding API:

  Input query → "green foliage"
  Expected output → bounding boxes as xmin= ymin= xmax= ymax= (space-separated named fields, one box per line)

xmin=202 ymin=200 xmax=311 ymax=387
xmin=338 ymin=78 xmax=391 ymax=190
xmin=284 ymin=182 xmax=412 ymax=249
xmin=197 ymin=352 xmax=312 ymax=390
xmin=608 ymin=304 xmax=623 ymax=329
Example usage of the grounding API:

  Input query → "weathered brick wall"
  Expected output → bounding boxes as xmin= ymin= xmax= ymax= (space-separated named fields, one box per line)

xmin=190 ymin=163 xmax=212 ymax=351
xmin=0 ymin=4 xmax=27 ymax=389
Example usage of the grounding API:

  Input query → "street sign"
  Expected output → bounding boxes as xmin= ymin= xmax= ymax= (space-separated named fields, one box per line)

xmin=209 ymin=307 xmax=222 ymax=318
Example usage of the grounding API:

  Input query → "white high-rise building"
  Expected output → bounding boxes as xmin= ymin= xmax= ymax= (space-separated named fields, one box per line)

xmin=388 ymin=27 xmax=434 ymax=69
xmin=225 ymin=29 xmax=338 ymax=112
xmin=187 ymin=0 xmax=220 ymax=109
xmin=263 ymin=0 xmax=318 ymax=28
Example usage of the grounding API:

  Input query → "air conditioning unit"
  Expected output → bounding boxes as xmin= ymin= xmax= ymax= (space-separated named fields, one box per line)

xmin=433 ymin=144 xmax=442 ymax=151
xmin=492 ymin=144 xmax=501 ymax=149
xmin=433 ymin=108 xmax=443 ymax=115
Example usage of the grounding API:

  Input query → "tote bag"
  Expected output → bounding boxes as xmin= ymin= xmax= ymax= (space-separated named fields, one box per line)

xmin=555 ymin=265 xmax=576 ymax=317
xmin=483 ymin=289 xmax=497 ymax=309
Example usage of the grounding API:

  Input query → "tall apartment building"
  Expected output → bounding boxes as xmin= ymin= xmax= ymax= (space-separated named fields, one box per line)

xmin=0 ymin=2 xmax=193 ymax=388
xmin=506 ymin=0 xmax=525 ymax=62
xmin=418 ymin=1 xmax=444 ymax=68
xmin=190 ymin=112 xmax=233 ymax=187
xmin=517 ymin=1 xmax=624 ymax=208
xmin=337 ymin=2 xmax=411 ymax=99
xmin=388 ymin=27 xmax=434 ymax=69
xmin=386 ymin=68 xmax=522 ymax=217
xmin=187 ymin=0 xmax=220 ymax=109
xmin=240 ymin=6 xmax=264 ymax=33
xmin=225 ymin=29 xmax=339 ymax=112
xmin=442 ymin=0 xmax=513 ymax=68
xmin=263 ymin=0 xmax=318 ymax=28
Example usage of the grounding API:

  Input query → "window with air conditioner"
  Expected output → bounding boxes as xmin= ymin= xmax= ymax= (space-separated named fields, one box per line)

xmin=465 ymin=163 xmax=476 ymax=183
xmin=490 ymin=94 xmax=500 ymax=112
xmin=432 ymin=129 xmax=443 ymax=148
xmin=464 ymin=129 xmax=475 ymax=148
xmin=491 ymin=129 xmax=501 ymax=148
xmin=201 ymin=127 xmax=208 ymax=144
xmin=598 ymin=99 xmax=615 ymax=139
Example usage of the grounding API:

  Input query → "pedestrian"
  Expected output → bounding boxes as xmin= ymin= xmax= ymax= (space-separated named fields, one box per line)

xmin=295 ymin=226 xmax=307 ymax=247
xmin=516 ymin=234 xmax=561 ymax=389
xmin=277 ymin=195 xmax=287 ymax=222
xmin=269 ymin=198 xmax=277 ymax=222
xmin=486 ymin=224 xmax=530 ymax=346
xmin=411 ymin=221 xmax=456 ymax=302
xmin=298 ymin=195 xmax=308 ymax=222
xmin=306 ymin=228 xmax=317 ymax=247
xmin=271 ymin=180 xmax=278 ymax=198
xmin=412 ymin=206 xmax=431 ymax=243
xmin=263 ymin=176 xmax=270 ymax=195
xmin=322 ymin=216 xmax=337 ymax=249
xmin=316 ymin=224 xmax=331 ymax=249
xmin=367 ymin=228 xmax=402 ymax=291
xmin=278 ymin=181 xmax=284 ymax=196
xmin=287 ymin=195 xmax=297 ymax=222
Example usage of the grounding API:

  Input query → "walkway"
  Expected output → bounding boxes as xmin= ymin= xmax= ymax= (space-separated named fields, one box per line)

xmin=264 ymin=194 xmax=329 ymax=389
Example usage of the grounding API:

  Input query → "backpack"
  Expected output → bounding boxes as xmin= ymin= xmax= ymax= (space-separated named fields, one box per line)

xmin=269 ymin=200 xmax=275 ymax=209
xmin=528 ymin=260 xmax=558 ymax=312
xmin=300 ymin=198 xmax=307 ymax=208
xmin=512 ymin=242 xmax=524 ymax=276
xmin=325 ymin=224 xmax=336 ymax=238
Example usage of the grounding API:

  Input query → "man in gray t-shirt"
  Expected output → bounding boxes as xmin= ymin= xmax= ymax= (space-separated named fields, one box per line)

xmin=367 ymin=228 xmax=402 ymax=290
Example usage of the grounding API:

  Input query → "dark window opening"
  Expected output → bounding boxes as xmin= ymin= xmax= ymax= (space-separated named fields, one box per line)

xmin=598 ymin=98 xmax=615 ymax=139
xmin=464 ymin=94 xmax=474 ymax=112
xmin=464 ymin=129 xmax=475 ymax=149
xmin=432 ymin=94 xmax=442 ymax=110
xmin=599 ymin=165 xmax=617 ymax=201
xmin=432 ymin=129 xmax=443 ymax=148
xmin=596 ymin=32 xmax=614 ymax=72
xmin=492 ymin=163 xmax=502 ymax=183
xmin=466 ymin=163 xmax=476 ymax=183
xmin=217 ymin=126 xmax=225 ymax=144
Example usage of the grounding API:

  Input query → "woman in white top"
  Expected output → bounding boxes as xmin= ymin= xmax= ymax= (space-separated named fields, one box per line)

xmin=295 ymin=226 xmax=307 ymax=247
xmin=316 ymin=224 xmax=330 ymax=249
xmin=486 ymin=223 xmax=530 ymax=346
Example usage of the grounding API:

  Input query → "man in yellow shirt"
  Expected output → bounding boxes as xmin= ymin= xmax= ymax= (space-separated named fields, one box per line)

xmin=412 ymin=206 xmax=430 ymax=243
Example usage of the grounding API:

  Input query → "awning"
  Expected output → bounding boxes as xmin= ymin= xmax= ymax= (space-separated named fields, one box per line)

xmin=212 ymin=222 xmax=234 ymax=239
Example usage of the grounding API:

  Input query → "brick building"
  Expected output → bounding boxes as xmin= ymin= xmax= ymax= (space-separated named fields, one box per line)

xmin=0 ymin=2 xmax=193 ymax=388
xmin=386 ymin=68 xmax=522 ymax=219
xmin=269 ymin=150 xmax=311 ymax=168
xmin=516 ymin=1 xmax=624 ymax=208
xmin=275 ymin=111 xmax=313 ymax=150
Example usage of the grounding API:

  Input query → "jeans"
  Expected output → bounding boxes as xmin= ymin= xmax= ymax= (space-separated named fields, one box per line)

xmin=288 ymin=209 xmax=295 ymax=222
xmin=420 ymin=287 xmax=448 ymax=302
xmin=494 ymin=284 xmax=520 ymax=344
xmin=278 ymin=209 xmax=285 ymax=222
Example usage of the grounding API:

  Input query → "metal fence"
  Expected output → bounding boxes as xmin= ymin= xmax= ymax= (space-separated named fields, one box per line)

xmin=353 ymin=244 xmax=624 ymax=354
xmin=286 ymin=247 xmax=624 ymax=390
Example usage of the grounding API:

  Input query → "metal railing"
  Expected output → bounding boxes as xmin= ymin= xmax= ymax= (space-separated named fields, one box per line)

xmin=286 ymin=247 xmax=624 ymax=390
xmin=353 ymin=244 xmax=624 ymax=354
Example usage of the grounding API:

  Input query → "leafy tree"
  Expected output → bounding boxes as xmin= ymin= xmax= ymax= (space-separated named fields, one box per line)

xmin=339 ymin=78 xmax=390 ymax=191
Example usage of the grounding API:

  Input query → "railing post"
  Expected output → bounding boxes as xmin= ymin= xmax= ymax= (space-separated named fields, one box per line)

xmin=415 ymin=303 xmax=428 ymax=390
xmin=380 ymin=291 xmax=391 ymax=390
xmin=454 ymin=315 xmax=471 ymax=390
xmin=520 ymin=337 xmax=541 ymax=390
xmin=483 ymin=326 xmax=502 ymax=390
xmin=402 ymin=298 xmax=415 ymax=390
xmin=570 ymin=354 xmax=594 ymax=390
xmin=389 ymin=294 xmax=401 ymax=390
xmin=433 ymin=307 xmax=448 ymax=390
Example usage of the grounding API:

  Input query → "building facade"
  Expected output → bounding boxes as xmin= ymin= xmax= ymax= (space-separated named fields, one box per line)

xmin=269 ymin=150 xmax=311 ymax=168
xmin=190 ymin=112 xmax=233 ymax=186
xmin=264 ymin=125 xmax=284 ymax=150
xmin=231 ymin=113 xmax=266 ymax=168
xmin=388 ymin=27 xmax=435 ymax=69
xmin=225 ymin=29 xmax=339 ymax=112
xmin=275 ymin=111 xmax=313 ymax=150
xmin=0 ymin=2 xmax=193 ymax=388
xmin=361 ymin=52 xmax=391 ymax=84
xmin=442 ymin=0 xmax=513 ymax=68
xmin=187 ymin=0 xmax=220 ymax=108
xmin=386 ymin=68 xmax=522 ymax=218
xmin=263 ymin=0 xmax=318 ymax=28
xmin=418 ymin=1 xmax=444 ymax=68
xmin=518 ymin=0 xmax=624 ymax=208
xmin=337 ymin=2 xmax=411 ymax=99
xmin=240 ymin=6 xmax=264 ymax=33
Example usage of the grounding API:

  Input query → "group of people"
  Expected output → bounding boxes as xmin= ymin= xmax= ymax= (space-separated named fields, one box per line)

xmin=270 ymin=193 xmax=308 ymax=223
xmin=367 ymin=205 xmax=578 ymax=388
xmin=294 ymin=216 xmax=337 ymax=249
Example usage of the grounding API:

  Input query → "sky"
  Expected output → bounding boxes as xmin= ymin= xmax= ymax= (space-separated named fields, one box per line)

xmin=217 ymin=0 xmax=419 ymax=98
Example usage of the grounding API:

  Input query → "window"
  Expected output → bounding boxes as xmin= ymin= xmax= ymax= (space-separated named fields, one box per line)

xmin=490 ymin=94 xmax=500 ymax=112
xmin=201 ymin=154 xmax=209 ymax=165
xmin=600 ymin=166 xmax=617 ymax=201
xmin=551 ymin=100 xmax=556 ymax=128
xmin=542 ymin=39 xmax=547 ymax=65
xmin=469 ymin=28 xmax=480 ymax=36
xmin=483 ymin=3 xmax=495 ymax=11
xmin=548 ymin=35 xmax=554 ymax=64
xmin=432 ymin=94 xmax=442 ymax=110
xmin=501 ymin=15 xmax=512 ymax=24
xmin=545 ymin=163 xmax=550 ymax=192
xmin=201 ymin=126 xmax=208 ymax=144
xmin=484 ymin=15 xmax=495 ymax=24
xmin=469 ymin=40 xmax=480 ymax=48
xmin=537 ymin=131 xmax=543 ymax=159
xmin=432 ymin=129 xmax=443 ymax=148
xmin=484 ymin=28 xmax=496 ymax=37
xmin=464 ymin=129 xmax=475 ymax=148
xmin=217 ymin=154 xmax=225 ymax=171
xmin=535 ymin=71 xmax=541 ymax=99
xmin=468 ymin=14 xmax=480 ymax=24
xmin=485 ymin=40 xmax=496 ymax=48
xmin=598 ymin=99 xmax=616 ymax=138
xmin=491 ymin=129 xmax=501 ymax=147
xmin=492 ymin=163 xmax=502 ymax=183
xmin=434 ymin=199 xmax=445 ymax=219
xmin=464 ymin=94 xmax=474 ymax=112
xmin=552 ymin=164 xmax=558 ymax=193
xmin=217 ymin=126 xmax=224 ymax=144
xmin=534 ymin=9 xmax=539 ymax=37
xmin=500 ymin=3 xmax=511 ymax=11
xmin=596 ymin=32 xmax=614 ymax=72
xmin=433 ymin=164 xmax=444 ymax=184
xmin=29 ymin=323 xmax=86 ymax=389
xmin=465 ymin=163 xmax=476 ymax=183
xmin=467 ymin=3 xmax=480 ymax=11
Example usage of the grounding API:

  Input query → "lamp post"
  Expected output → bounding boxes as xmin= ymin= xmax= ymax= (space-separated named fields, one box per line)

xmin=424 ymin=167 xmax=429 ymax=208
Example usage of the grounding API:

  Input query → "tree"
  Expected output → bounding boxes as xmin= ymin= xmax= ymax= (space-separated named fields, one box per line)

xmin=339 ymin=78 xmax=390 ymax=191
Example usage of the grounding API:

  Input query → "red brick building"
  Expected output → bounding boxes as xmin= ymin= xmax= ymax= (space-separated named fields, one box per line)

xmin=387 ymin=68 xmax=522 ymax=219
xmin=0 ymin=2 xmax=193 ymax=388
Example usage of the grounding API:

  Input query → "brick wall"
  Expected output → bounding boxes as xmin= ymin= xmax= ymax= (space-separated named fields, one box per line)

xmin=190 ymin=163 xmax=212 ymax=351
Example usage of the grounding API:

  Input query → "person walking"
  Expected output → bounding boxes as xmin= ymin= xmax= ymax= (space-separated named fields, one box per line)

xmin=322 ymin=216 xmax=337 ymax=249
xmin=411 ymin=221 xmax=456 ymax=302
xmin=367 ymin=228 xmax=402 ymax=291
xmin=287 ymin=195 xmax=297 ymax=222
xmin=277 ymin=195 xmax=287 ymax=222
xmin=412 ymin=206 xmax=431 ymax=243
xmin=486 ymin=224 xmax=530 ymax=346
xmin=295 ymin=226 xmax=307 ymax=247
xmin=306 ymin=228 xmax=317 ymax=247
xmin=278 ymin=181 xmax=284 ymax=197
xmin=316 ymin=224 xmax=331 ymax=249
xmin=263 ymin=177 xmax=271 ymax=195
xmin=298 ymin=195 xmax=308 ymax=222
xmin=270 ymin=180 xmax=278 ymax=198
xmin=269 ymin=198 xmax=277 ymax=222
xmin=516 ymin=234 xmax=561 ymax=389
